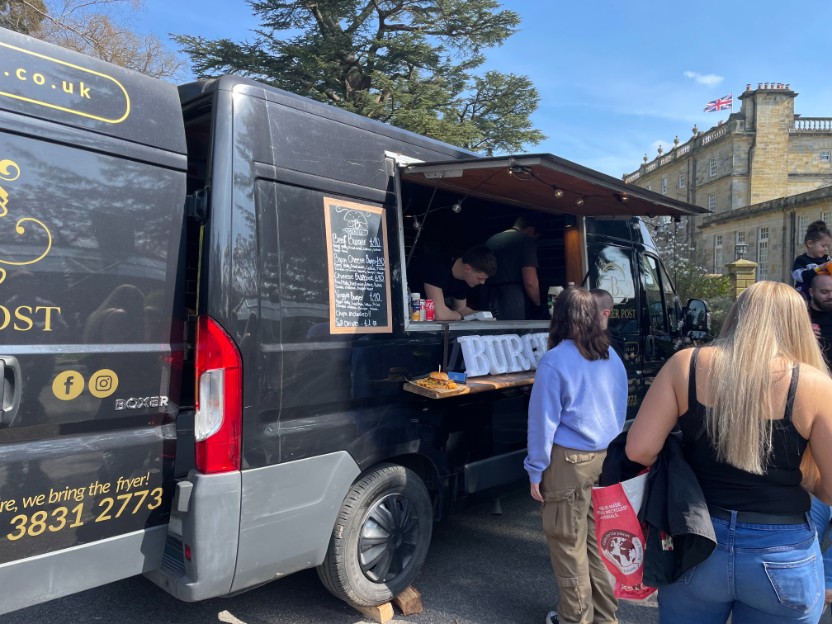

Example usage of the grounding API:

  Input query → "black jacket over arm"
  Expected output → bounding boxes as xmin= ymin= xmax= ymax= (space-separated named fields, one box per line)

xmin=601 ymin=430 xmax=716 ymax=587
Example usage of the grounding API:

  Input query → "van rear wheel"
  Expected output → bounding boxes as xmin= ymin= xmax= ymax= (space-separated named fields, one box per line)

xmin=317 ymin=463 xmax=432 ymax=606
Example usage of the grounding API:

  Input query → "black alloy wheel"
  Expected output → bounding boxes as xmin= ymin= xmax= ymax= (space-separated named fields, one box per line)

xmin=317 ymin=463 xmax=433 ymax=607
xmin=358 ymin=492 xmax=419 ymax=583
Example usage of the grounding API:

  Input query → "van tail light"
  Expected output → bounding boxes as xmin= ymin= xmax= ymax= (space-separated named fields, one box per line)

xmin=194 ymin=316 xmax=242 ymax=474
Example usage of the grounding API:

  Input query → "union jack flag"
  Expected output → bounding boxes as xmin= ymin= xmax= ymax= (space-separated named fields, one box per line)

xmin=704 ymin=94 xmax=732 ymax=112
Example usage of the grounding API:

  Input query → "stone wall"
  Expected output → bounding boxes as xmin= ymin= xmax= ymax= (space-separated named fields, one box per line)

xmin=698 ymin=186 xmax=832 ymax=282
xmin=747 ymin=90 xmax=794 ymax=204
xmin=787 ymin=134 xmax=832 ymax=195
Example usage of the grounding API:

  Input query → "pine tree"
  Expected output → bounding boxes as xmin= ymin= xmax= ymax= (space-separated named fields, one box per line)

xmin=175 ymin=0 xmax=545 ymax=154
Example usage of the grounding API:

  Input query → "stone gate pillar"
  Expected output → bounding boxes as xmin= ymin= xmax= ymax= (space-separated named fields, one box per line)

xmin=725 ymin=259 xmax=758 ymax=299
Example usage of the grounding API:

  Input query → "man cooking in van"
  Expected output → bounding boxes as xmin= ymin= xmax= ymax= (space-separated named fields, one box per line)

xmin=486 ymin=215 xmax=541 ymax=320
xmin=418 ymin=245 xmax=497 ymax=321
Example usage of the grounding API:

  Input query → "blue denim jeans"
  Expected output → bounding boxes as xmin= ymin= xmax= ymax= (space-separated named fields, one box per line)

xmin=809 ymin=497 xmax=832 ymax=590
xmin=657 ymin=511 xmax=823 ymax=624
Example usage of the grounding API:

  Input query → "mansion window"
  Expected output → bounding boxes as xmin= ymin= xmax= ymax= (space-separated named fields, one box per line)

xmin=758 ymin=227 xmax=769 ymax=280
xmin=709 ymin=157 xmax=718 ymax=177
xmin=708 ymin=193 xmax=716 ymax=210
xmin=796 ymin=215 xmax=808 ymax=249
xmin=661 ymin=177 xmax=667 ymax=194
xmin=822 ymin=151 xmax=831 ymax=163
xmin=714 ymin=235 xmax=723 ymax=273
xmin=678 ymin=171 xmax=686 ymax=188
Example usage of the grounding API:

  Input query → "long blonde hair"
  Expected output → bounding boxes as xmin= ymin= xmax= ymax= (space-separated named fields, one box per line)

xmin=707 ymin=281 xmax=827 ymax=474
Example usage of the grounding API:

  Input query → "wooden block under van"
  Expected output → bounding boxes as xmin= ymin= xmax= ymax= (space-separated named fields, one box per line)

xmin=393 ymin=586 xmax=424 ymax=616
xmin=354 ymin=601 xmax=394 ymax=623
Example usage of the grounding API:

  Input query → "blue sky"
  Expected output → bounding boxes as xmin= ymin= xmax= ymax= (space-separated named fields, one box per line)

xmin=132 ymin=0 xmax=832 ymax=178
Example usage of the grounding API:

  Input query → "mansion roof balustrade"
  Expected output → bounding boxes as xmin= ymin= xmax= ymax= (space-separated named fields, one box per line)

xmin=623 ymin=120 xmax=740 ymax=184
xmin=792 ymin=117 xmax=832 ymax=132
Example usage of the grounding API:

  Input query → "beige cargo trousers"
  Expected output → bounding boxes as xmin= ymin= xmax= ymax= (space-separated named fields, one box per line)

xmin=541 ymin=444 xmax=618 ymax=624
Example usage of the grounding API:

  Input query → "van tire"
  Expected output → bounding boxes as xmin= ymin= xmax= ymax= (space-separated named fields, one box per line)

xmin=317 ymin=463 xmax=432 ymax=607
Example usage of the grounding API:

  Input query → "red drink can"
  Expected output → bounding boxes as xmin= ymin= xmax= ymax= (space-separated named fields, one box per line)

xmin=425 ymin=299 xmax=435 ymax=321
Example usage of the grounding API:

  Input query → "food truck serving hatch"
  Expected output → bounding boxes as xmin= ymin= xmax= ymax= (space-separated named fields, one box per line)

xmin=401 ymin=153 xmax=710 ymax=218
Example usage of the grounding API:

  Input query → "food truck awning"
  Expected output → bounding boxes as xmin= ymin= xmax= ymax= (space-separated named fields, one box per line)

xmin=401 ymin=153 xmax=709 ymax=218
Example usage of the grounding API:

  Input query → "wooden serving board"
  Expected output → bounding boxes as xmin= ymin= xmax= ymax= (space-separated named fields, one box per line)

xmin=465 ymin=371 xmax=535 ymax=392
xmin=402 ymin=371 xmax=535 ymax=399
xmin=403 ymin=380 xmax=470 ymax=399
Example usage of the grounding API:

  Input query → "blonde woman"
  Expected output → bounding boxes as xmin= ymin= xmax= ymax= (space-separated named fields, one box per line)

xmin=626 ymin=281 xmax=832 ymax=624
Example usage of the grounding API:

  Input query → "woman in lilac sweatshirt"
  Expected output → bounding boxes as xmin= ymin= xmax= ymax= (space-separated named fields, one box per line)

xmin=525 ymin=287 xmax=628 ymax=624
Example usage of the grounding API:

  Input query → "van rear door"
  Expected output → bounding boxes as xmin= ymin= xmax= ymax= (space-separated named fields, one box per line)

xmin=0 ymin=29 xmax=186 ymax=613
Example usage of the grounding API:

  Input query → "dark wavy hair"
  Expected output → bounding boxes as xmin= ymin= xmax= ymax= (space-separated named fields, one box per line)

xmin=547 ymin=287 xmax=610 ymax=360
xmin=462 ymin=244 xmax=497 ymax=277
xmin=805 ymin=220 xmax=832 ymax=244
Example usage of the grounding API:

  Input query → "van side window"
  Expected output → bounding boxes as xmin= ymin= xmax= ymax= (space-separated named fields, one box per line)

xmin=641 ymin=255 xmax=668 ymax=334
xmin=257 ymin=181 xmax=331 ymax=343
xmin=586 ymin=243 xmax=638 ymax=335
xmin=658 ymin=260 xmax=680 ymax=332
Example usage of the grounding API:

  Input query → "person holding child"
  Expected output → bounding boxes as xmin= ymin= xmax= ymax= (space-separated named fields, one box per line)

xmin=793 ymin=220 xmax=832 ymax=299
xmin=807 ymin=271 xmax=832 ymax=610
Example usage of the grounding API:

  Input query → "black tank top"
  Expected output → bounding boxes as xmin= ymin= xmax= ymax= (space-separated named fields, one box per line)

xmin=679 ymin=349 xmax=810 ymax=514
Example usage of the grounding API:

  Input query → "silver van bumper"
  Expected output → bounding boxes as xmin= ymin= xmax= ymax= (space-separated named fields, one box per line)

xmin=146 ymin=451 xmax=360 ymax=601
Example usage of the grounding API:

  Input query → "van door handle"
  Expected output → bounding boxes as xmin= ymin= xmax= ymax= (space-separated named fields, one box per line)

xmin=645 ymin=335 xmax=655 ymax=359
xmin=0 ymin=357 xmax=21 ymax=426
xmin=0 ymin=359 xmax=5 ymax=410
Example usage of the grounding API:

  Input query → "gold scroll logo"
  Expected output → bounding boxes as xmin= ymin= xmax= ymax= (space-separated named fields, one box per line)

xmin=0 ymin=159 xmax=53 ymax=286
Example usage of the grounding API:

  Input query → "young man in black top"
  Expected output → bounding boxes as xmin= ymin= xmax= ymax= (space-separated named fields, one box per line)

xmin=418 ymin=245 xmax=497 ymax=321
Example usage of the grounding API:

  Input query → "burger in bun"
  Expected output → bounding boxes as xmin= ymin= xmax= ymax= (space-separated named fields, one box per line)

xmin=413 ymin=369 xmax=457 ymax=390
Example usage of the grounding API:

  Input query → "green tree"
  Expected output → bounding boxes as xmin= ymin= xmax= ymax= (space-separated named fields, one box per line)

xmin=649 ymin=216 xmax=732 ymax=337
xmin=175 ymin=0 xmax=545 ymax=154
xmin=650 ymin=218 xmax=731 ymax=303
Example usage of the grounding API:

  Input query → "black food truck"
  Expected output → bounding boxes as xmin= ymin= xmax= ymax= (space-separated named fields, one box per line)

xmin=0 ymin=27 xmax=709 ymax=615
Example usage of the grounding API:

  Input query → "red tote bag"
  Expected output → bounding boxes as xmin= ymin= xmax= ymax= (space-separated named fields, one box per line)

xmin=592 ymin=472 xmax=656 ymax=601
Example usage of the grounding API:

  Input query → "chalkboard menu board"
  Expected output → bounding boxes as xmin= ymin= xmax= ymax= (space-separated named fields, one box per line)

xmin=324 ymin=197 xmax=392 ymax=334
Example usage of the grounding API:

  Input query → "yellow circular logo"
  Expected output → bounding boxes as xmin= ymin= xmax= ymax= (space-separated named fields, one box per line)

xmin=52 ymin=370 xmax=84 ymax=401
xmin=88 ymin=369 xmax=119 ymax=398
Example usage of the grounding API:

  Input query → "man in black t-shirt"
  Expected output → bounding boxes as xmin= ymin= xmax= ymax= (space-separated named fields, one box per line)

xmin=417 ymin=245 xmax=497 ymax=321
xmin=486 ymin=216 xmax=540 ymax=320
xmin=809 ymin=273 xmax=832 ymax=365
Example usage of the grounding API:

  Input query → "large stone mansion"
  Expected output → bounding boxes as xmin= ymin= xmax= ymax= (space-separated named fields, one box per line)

xmin=623 ymin=83 xmax=832 ymax=282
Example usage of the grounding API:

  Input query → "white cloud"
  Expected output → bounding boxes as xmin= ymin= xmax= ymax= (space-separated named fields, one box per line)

xmin=683 ymin=71 xmax=724 ymax=87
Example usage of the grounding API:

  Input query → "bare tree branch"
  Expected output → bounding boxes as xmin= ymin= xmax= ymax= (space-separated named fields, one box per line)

xmin=17 ymin=0 xmax=184 ymax=79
